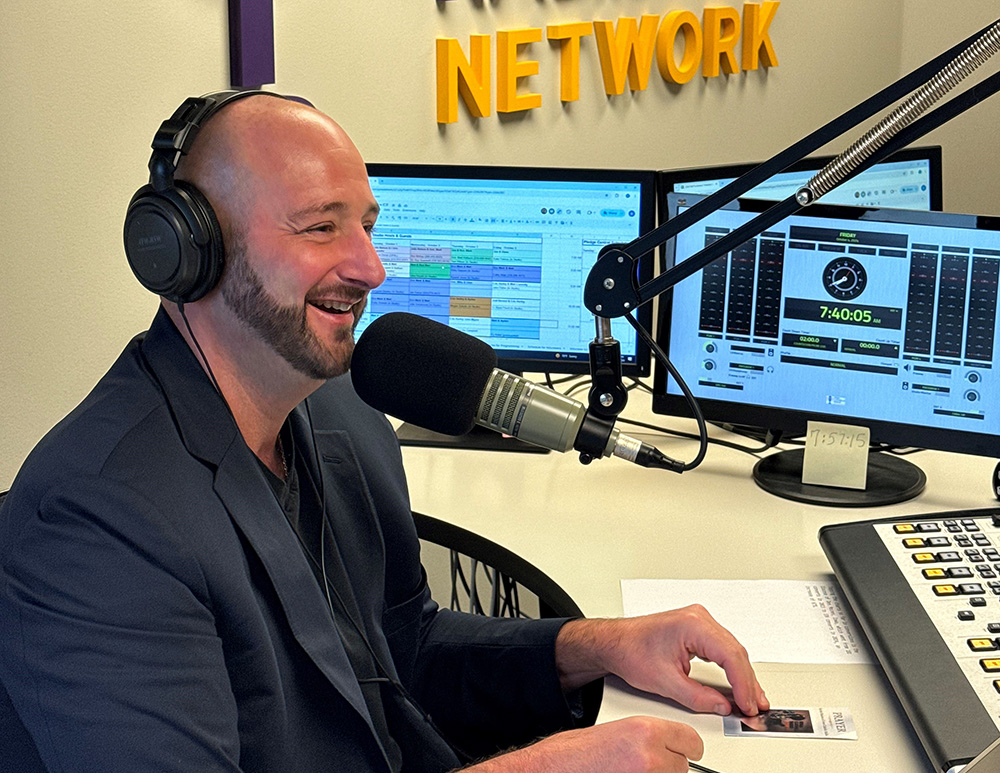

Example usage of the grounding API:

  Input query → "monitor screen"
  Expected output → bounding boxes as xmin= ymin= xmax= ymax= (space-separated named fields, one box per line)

xmin=361 ymin=164 xmax=656 ymax=376
xmin=653 ymin=194 xmax=1000 ymax=462
xmin=661 ymin=146 xmax=942 ymax=211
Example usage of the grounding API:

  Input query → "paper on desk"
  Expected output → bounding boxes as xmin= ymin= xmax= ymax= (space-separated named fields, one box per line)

xmin=621 ymin=579 xmax=871 ymax=664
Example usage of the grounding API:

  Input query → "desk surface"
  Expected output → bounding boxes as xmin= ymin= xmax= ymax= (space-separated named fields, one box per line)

xmin=401 ymin=425 xmax=1000 ymax=773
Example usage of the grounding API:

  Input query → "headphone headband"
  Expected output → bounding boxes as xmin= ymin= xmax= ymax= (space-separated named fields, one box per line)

xmin=147 ymin=90 xmax=283 ymax=192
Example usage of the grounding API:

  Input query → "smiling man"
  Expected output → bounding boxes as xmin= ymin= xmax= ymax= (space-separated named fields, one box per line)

xmin=0 ymin=94 xmax=766 ymax=773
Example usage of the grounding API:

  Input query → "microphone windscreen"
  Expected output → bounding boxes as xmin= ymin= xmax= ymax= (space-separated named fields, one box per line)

xmin=351 ymin=312 xmax=498 ymax=435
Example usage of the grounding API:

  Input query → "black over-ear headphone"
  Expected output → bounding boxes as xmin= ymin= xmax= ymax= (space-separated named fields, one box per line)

xmin=123 ymin=90 xmax=291 ymax=304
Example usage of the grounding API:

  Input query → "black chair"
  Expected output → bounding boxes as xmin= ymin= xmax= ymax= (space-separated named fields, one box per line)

xmin=412 ymin=511 xmax=583 ymax=619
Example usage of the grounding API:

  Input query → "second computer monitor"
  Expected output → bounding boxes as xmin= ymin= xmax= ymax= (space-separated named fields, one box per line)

xmin=653 ymin=193 xmax=1000 ymax=503
xmin=660 ymin=146 xmax=942 ymax=212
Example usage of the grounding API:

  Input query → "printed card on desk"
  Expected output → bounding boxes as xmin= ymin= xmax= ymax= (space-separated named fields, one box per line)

xmin=723 ymin=707 xmax=857 ymax=740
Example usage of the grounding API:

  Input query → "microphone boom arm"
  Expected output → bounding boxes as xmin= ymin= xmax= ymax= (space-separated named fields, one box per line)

xmin=585 ymin=19 xmax=1000 ymax=320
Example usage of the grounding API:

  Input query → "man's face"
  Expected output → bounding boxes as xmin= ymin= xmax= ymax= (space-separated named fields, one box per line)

xmin=216 ymin=112 xmax=385 ymax=381
xmin=220 ymin=227 xmax=368 ymax=380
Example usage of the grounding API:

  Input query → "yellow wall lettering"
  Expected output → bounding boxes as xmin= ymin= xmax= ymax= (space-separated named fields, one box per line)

xmin=436 ymin=35 xmax=491 ymax=124
xmin=742 ymin=1 xmax=780 ymax=71
xmin=656 ymin=10 xmax=703 ymax=85
xmin=703 ymin=6 xmax=741 ymax=77
xmin=547 ymin=22 xmax=593 ymax=102
xmin=497 ymin=28 xmax=543 ymax=113
xmin=434 ymin=4 xmax=780 ymax=123
xmin=592 ymin=15 xmax=660 ymax=95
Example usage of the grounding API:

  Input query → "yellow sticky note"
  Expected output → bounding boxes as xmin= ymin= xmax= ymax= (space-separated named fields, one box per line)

xmin=801 ymin=421 xmax=870 ymax=490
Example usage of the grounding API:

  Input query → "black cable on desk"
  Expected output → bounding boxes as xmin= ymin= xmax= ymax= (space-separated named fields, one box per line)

xmin=616 ymin=416 xmax=781 ymax=457
xmin=690 ymin=761 xmax=725 ymax=773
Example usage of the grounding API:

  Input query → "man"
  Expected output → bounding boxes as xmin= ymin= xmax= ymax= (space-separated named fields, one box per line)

xmin=0 ymin=93 xmax=767 ymax=772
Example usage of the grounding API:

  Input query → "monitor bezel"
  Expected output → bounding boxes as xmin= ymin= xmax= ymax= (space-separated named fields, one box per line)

xmin=365 ymin=162 xmax=657 ymax=377
xmin=651 ymin=196 xmax=1000 ymax=459
xmin=657 ymin=145 xmax=943 ymax=213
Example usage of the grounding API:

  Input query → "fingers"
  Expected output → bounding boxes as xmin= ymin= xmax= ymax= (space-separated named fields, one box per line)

xmin=660 ymin=717 xmax=705 ymax=763
xmin=619 ymin=716 xmax=704 ymax=768
xmin=478 ymin=718 xmax=703 ymax=773
xmin=674 ymin=605 xmax=767 ymax=716
xmin=662 ymin=672 xmax=734 ymax=716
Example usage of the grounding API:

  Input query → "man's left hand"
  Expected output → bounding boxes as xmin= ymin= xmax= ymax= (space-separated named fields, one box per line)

xmin=555 ymin=605 xmax=769 ymax=717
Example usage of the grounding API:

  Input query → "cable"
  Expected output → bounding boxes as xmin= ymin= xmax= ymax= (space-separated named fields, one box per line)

xmin=302 ymin=400 xmax=340 ymax=637
xmin=543 ymin=373 xmax=591 ymax=389
xmin=616 ymin=416 xmax=781 ymax=457
xmin=625 ymin=313 xmax=709 ymax=472
xmin=626 ymin=378 xmax=654 ymax=394
xmin=689 ymin=762 xmax=726 ymax=773
xmin=876 ymin=444 xmax=925 ymax=456
xmin=178 ymin=303 xmax=226 ymax=397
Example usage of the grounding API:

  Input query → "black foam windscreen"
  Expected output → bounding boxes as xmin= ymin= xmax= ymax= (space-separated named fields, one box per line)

xmin=351 ymin=312 xmax=498 ymax=436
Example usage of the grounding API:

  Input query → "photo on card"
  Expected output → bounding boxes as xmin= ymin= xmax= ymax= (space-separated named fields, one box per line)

xmin=738 ymin=709 xmax=813 ymax=734
xmin=723 ymin=706 xmax=857 ymax=740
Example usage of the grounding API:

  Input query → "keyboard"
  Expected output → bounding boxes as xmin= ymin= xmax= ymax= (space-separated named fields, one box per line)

xmin=821 ymin=508 xmax=1000 ymax=773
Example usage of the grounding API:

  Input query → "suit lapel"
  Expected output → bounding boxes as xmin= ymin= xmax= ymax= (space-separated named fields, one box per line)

xmin=138 ymin=309 xmax=382 ymax=740
xmin=213 ymin=442 xmax=379 ymax=722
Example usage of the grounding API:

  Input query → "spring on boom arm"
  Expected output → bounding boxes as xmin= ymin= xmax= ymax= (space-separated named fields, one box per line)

xmin=797 ymin=20 xmax=1000 ymax=205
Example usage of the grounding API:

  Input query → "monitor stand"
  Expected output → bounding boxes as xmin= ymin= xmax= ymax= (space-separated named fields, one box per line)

xmin=752 ymin=448 xmax=926 ymax=507
xmin=395 ymin=423 xmax=551 ymax=454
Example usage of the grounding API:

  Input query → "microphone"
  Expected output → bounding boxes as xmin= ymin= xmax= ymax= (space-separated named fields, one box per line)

xmin=351 ymin=312 xmax=682 ymax=470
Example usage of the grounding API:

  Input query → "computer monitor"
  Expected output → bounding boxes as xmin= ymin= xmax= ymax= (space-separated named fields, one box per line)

xmin=660 ymin=146 xmax=942 ymax=211
xmin=652 ymin=193 xmax=1000 ymax=505
xmin=362 ymin=163 xmax=657 ymax=450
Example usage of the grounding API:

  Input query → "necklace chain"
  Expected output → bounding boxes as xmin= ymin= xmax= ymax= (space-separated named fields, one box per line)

xmin=276 ymin=434 xmax=288 ymax=481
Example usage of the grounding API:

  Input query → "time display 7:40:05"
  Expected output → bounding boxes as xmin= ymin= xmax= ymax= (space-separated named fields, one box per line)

xmin=783 ymin=297 xmax=903 ymax=329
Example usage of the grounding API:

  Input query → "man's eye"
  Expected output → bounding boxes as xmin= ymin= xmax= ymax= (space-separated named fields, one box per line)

xmin=306 ymin=224 xmax=334 ymax=233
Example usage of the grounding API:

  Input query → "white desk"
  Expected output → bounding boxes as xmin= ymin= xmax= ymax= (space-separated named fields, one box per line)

xmin=401 ymin=424 xmax=1000 ymax=772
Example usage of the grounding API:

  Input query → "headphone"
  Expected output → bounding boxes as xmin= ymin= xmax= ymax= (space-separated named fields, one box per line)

xmin=123 ymin=90 xmax=291 ymax=304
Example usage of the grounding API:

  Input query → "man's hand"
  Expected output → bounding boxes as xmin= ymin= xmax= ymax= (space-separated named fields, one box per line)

xmin=464 ymin=716 xmax=703 ymax=773
xmin=555 ymin=605 xmax=769 ymax=717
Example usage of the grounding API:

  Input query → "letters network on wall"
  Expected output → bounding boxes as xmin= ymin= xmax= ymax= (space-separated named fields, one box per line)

xmin=436 ymin=2 xmax=780 ymax=123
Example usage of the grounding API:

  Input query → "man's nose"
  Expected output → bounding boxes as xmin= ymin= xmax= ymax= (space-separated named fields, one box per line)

xmin=348 ymin=231 xmax=386 ymax=290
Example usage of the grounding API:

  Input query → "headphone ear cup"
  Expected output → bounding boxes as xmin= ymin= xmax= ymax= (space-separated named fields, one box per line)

xmin=123 ymin=181 xmax=225 ymax=304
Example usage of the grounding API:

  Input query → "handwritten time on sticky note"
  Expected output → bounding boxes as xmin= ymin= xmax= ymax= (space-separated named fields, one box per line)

xmin=802 ymin=421 xmax=870 ymax=489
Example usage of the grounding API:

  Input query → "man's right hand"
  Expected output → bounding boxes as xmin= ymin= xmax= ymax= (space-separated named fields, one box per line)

xmin=463 ymin=716 xmax=703 ymax=773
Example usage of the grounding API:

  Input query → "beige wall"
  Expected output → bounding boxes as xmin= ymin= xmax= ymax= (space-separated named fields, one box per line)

xmin=1 ymin=2 xmax=998 ymax=487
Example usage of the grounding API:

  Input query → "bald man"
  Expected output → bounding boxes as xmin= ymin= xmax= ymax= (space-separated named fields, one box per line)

xmin=0 ymin=94 xmax=766 ymax=773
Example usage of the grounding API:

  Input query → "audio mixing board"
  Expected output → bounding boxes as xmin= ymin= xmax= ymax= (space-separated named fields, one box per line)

xmin=821 ymin=508 xmax=1000 ymax=772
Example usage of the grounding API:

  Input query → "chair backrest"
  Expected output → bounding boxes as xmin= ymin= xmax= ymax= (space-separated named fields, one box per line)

xmin=412 ymin=511 xmax=583 ymax=619
xmin=0 ymin=490 xmax=46 ymax=772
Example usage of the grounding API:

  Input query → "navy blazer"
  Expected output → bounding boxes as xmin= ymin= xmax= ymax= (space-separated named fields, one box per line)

xmin=0 ymin=309 xmax=595 ymax=772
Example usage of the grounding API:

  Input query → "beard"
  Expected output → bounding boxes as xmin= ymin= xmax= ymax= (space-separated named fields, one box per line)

xmin=219 ymin=233 xmax=365 ymax=380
